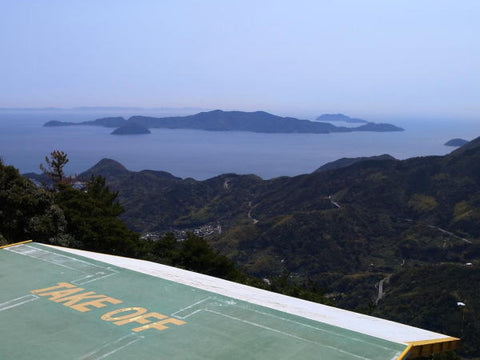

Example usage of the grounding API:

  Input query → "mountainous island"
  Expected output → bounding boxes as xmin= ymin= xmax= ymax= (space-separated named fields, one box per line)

xmin=44 ymin=110 xmax=404 ymax=134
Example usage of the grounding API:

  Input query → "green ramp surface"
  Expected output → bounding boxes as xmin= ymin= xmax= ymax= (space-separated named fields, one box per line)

xmin=0 ymin=242 xmax=405 ymax=360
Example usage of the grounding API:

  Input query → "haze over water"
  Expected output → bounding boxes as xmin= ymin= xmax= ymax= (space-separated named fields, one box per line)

xmin=1 ymin=111 xmax=479 ymax=180
xmin=2 ymin=2 xmax=479 ymax=178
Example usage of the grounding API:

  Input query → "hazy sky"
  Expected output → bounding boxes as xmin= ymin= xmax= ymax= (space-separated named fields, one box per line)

xmin=1 ymin=0 xmax=479 ymax=119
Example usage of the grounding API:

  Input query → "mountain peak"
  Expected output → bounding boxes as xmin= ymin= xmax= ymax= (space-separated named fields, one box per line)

xmin=96 ymin=158 xmax=127 ymax=167
xmin=79 ymin=158 xmax=129 ymax=180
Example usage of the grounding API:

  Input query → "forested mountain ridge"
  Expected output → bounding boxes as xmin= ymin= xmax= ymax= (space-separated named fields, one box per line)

xmin=74 ymin=137 xmax=480 ymax=358
xmin=314 ymin=154 xmax=396 ymax=172
xmin=80 ymin=137 xmax=480 ymax=276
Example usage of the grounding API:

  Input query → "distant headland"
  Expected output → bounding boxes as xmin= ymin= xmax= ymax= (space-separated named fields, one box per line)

xmin=44 ymin=110 xmax=404 ymax=135
xmin=316 ymin=113 xmax=369 ymax=123
xmin=444 ymin=138 xmax=469 ymax=147
xmin=111 ymin=123 xmax=151 ymax=135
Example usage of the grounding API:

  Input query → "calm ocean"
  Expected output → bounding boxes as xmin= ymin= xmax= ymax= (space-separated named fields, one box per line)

xmin=1 ymin=111 xmax=479 ymax=180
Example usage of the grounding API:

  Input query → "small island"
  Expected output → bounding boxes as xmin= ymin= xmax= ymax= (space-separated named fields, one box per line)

xmin=44 ymin=117 xmax=127 ymax=128
xmin=316 ymin=113 xmax=368 ymax=123
xmin=44 ymin=120 xmax=76 ymax=127
xmin=111 ymin=123 xmax=151 ymax=135
xmin=444 ymin=138 xmax=468 ymax=147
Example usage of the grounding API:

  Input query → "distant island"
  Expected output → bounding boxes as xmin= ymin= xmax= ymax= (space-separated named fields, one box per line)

xmin=44 ymin=110 xmax=404 ymax=135
xmin=316 ymin=113 xmax=368 ymax=123
xmin=444 ymin=138 xmax=468 ymax=147
xmin=111 ymin=123 xmax=151 ymax=135
xmin=45 ymin=117 xmax=126 ymax=128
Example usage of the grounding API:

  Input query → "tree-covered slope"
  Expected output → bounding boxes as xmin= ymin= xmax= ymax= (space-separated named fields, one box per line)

xmin=75 ymin=138 xmax=480 ymax=358
xmin=373 ymin=264 xmax=480 ymax=358
xmin=0 ymin=159 xmax=68 ymax=245
xmin=81 ymin=138 xmax=480 ymax=278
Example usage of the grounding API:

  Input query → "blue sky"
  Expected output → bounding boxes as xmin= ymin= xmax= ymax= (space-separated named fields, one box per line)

xmin=1 ymin=0 xmax=479 ymax=119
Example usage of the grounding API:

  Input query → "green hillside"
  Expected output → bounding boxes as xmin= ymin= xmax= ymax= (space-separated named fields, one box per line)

xmin=80 ymin=138 xmax=480 ymax=277
xmin=74 ymin=137 xmax=480 ymax=358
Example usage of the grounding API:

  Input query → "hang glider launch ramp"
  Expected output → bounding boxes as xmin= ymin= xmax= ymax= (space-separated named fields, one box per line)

xmin=0 ymin=242 xmax=459 ymax=359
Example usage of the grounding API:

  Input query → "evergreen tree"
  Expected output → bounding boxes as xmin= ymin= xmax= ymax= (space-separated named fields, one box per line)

xmin=40 ymin=150 xmax=69 ymax=185
xmin=0 ymin=159 xmax=69 ymax=244
xmin=55 ymin=175 xmax=140 ymax=255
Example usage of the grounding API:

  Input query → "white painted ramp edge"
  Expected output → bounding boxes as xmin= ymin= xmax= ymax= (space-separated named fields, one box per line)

xmin=42 ymin=244 xmax=450 ymax=345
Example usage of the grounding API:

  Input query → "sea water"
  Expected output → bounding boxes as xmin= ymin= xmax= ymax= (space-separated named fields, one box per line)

xmin=1 ymin=111 xmax=479 ymax=180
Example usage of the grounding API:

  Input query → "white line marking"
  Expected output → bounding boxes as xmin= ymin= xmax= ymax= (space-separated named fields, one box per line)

xmin=180 ymin=309 xmax=202 ymax=319
xmin=171 ymin=297 xmax=211 ymax=318
xmin=7 ymin=245 xmax=92 ymax=271
xmin=0 ymin=294 xmax=38 ymax=311
xmin=7 ymin=244 xmax=118 ymax=284
xmin=206 ymin=309 xmax=318 ymax=344
xmin=10 ymin=244 xmax=102 ymax=269
xmin=248 ymin=307 xmax=394 ymax=351
xmin=6 ymin=246 xmax=78 ymax=271
xmin=175 ymin=297 xmax=212 ymax=312
xmin=73 ymin=270 xmax=118 ymax=285
xmin=78 ymin=333 xmax=143 ymax=360
xmin=171 ymin=297 xmax=394 ymax=353
xmin=205 ymin=309 xmax=372 ymax=360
